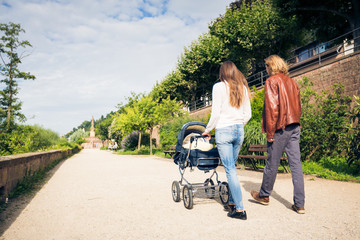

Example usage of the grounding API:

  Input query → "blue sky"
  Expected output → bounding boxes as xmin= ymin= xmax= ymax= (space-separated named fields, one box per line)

xmin=0 ymin=0 xmax=233 ymax=135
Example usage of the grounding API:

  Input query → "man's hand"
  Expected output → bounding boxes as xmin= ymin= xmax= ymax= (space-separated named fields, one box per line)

xmin=267 ymin=138 xmax=274 ymax=143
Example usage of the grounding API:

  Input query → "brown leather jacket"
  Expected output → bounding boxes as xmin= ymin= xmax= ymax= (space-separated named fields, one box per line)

xmin=262 ymin=73 xmax=301 ymax=141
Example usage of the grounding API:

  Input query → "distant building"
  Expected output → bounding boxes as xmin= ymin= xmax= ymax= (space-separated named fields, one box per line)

xmin=81 ymin=116 xmax=103 ymax=149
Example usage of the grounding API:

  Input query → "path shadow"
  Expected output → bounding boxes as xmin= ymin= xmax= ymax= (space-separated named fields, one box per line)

xmin=241 ymin=180 xmax=293 ymax=208
xmin=0 ymin=157 xmax=68 ymax=236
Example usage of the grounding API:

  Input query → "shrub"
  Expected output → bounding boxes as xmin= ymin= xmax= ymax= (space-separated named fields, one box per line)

xmin=345 ymin=95 xmax=360 ymax=172
xmin=299 ymin=78 xmax=352 ymax=161
xmin=240 ymin=120 xmax=266 ymax=155
xmin=159 ymin=115 xmax=205 ymax=150
xmin=68 ymin=128 xmax=88 ymax=143
xmin=0 ymin=125 xmax=61 ymax=156
xmin=120 ymin=131 xmax=152 ymax=151
xmin=249 ymin=86 xmax=264 ymax=123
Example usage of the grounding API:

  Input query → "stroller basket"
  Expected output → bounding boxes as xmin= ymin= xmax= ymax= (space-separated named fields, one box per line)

xmin=180 ymin=148 xmax=220 ymax=170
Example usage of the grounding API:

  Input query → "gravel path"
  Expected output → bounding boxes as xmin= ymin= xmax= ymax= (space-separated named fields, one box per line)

xmin=1 ymin=149 xmax=360 ymax=240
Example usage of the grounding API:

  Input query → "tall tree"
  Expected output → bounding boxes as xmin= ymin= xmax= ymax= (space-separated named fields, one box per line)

xmin=274 ymin=0 xmax=360 ymax=50
xmin=0 ymin=22 xmax=35 ymax=130
xmin=210 ymin=0 xmax=302 ymax=73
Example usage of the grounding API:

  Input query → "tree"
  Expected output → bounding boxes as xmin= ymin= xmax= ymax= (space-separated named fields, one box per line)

xmin=209 ymin=0 xmax=302 ymax=73
xmin=0 ymin=22 xmax=35 ymax=130
xmin=110 ymin=95 xmax=185 ymax=154
xmin=177 ymin=33 xmax=228 ymax=103
xmin=95 ymin=117 xmax=113 ymax=141
xmin=274 ymin=0 xmax=360 ymax=50
xmin=68 ymin=128 xmax=88 ymax=144
xmin=150 ymin=70 xmax=189 ymax=103
xmin=137 ymin=96 xmax=184 ymax=155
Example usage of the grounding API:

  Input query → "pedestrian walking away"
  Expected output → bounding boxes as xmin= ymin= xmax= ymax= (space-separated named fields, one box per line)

xmin=202 ymin=61 xmax=252 ymax=220
xmin=250 ymin=55 xmax=305 ymax=214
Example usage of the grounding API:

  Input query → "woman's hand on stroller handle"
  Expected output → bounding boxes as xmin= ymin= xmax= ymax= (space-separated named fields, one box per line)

xmin=201 ymin=132 xmax=212 ymax=140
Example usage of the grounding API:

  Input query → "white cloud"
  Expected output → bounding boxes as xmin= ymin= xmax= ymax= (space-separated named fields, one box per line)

xmin=0 ymin=0 xmax=232 ymax=135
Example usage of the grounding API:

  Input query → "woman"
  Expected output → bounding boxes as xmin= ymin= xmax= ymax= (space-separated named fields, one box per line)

xmin=202 ymin=61 xmax=251 ymax=220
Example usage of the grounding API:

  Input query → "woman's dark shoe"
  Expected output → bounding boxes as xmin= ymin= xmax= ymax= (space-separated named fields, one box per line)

xmin=227 ymin=210 xmax=247 ymax=220
xmin=224 ymin=204 xmax=236 ymax=212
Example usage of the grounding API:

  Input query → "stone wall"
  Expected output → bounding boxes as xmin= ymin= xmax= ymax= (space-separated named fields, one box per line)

xmin=291 ymin=52 xmax=360 ymax=99
xmin=0 ymin=148 xmax=79 ymax=201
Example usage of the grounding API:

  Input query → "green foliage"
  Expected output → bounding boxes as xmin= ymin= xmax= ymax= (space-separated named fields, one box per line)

xmin=345 ymin=96 xmax=360 ymax=171
xmin=110 ymin=95 xmax=185 ymax=154
xmin=249 ymin=86 xmax=264 ymax=123
xmin=274 ymin=0 xmax=359 ymax=43
xmin=209 ymin=0 xmax=301 ymax=72
xmin=148 ymin=0 xmax=306 ymax=106
xmin=302 ymin=158 xmax=360 ymax=183
xmin=0 ymin=22 xmax=35 ymax=130
xmin=159 ymin=114 xmax=202 ymax=150
xmin=299 ymin=77 xmax=352 ymax=161
xmin=150 ymin=71 xmax=188 ymax=102
xmin=240 ymin=121 xmax=267 ymax=155
xmin=95 ymin=117 xmax=113 ymax=141
xmin=177 ymin=33 xmax=228 ymax=103
xmin=0 ymin=125 xmax=60 ymax=156
xmin=68 ymin=128 xmax=88 ymax=144
xmin=120 ymin=131 xmax=151 ymax=151
xmin=116 ymin=146 xmax=163 ymax=156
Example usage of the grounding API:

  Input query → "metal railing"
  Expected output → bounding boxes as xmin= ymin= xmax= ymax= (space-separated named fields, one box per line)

xmin=187 ymin=27 xmax=360 ymax=112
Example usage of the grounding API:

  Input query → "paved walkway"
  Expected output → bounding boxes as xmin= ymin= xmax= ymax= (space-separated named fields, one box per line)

xmin=1 ymin=149 xmax=360 ymax=240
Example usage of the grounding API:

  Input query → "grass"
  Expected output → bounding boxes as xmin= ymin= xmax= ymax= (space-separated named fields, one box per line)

xmin=114 ymin=148 xmax=165 ymax=157
xmin=302 ymin=161 xmax=360 ymax=183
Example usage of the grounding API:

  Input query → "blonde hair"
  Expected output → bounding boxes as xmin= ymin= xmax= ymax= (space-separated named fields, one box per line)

xmin=219 ymin=61 xmax=251 ymax=108
xmin=264 ymin=55 xmax=289 ymax=76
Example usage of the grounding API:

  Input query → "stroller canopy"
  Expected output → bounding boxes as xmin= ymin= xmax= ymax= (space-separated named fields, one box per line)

xmin=175 ymin=121 xmax=206 ymax=152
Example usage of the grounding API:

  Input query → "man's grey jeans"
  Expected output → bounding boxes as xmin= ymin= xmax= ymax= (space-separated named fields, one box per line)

xmin=259 ymin=123 xmax=305 ymax=207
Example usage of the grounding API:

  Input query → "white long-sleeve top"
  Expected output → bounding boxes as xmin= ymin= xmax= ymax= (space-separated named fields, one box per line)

xmin=204 ymin=81 xmax=252 ymax=133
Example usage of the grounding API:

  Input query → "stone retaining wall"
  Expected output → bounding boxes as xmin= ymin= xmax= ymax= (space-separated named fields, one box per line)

xmin=291 ymin=52 xmax=360 ymax=99
xmin=0 ymin=148 xmax=79 ymax=201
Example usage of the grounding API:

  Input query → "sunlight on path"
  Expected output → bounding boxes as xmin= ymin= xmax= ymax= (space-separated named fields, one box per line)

xmin=1 ymin=149 xmax=360 ymax=240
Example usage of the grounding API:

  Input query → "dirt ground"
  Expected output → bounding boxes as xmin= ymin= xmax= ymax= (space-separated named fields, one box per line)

xmin=0 ymin=149 xmax=359 ymax=240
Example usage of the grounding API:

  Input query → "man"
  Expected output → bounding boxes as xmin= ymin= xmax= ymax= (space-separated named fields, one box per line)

xmin=250 ymin=55 xmax=305 ymax=214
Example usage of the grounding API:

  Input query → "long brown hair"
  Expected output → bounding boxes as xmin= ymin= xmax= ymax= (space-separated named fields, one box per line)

xmin=219 ymin=61 xmax=250 ymax=108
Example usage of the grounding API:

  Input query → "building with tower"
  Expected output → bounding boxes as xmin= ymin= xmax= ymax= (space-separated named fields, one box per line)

xmin=81 ymin=116 xmax=103 ymax=149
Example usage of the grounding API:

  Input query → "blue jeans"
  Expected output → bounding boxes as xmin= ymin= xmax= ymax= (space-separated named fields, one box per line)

xmin=215 ymin=124 xmax=245 ymax=211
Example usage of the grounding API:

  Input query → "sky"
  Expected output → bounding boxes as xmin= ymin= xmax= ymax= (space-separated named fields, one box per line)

xmin=0 ymin=0 xmax=233 ymax=135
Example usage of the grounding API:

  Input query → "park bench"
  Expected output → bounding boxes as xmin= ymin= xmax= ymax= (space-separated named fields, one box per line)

xmin=238 ymin=144 xmax=290 ymax=173
xmin=164 ymin=145 xmax=176 ymax=158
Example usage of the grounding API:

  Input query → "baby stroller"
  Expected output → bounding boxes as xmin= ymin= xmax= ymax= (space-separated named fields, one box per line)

xmin=171 ymin=121 xmax=230 ymax=209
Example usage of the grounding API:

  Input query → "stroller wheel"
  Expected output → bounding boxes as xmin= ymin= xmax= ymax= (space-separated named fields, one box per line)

xmin=204 ymin=178 xmax=215 ymax=199
xmin=183 ymin=185 xmax=194 ymax=209
xmin=219 ymin=182 xmax=230 ymax=205
xmin=171 ymin=181 xmax=181 ymax=202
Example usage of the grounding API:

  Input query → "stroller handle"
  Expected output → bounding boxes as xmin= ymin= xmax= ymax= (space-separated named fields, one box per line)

xmin=190 ymin=135 xmax=215 ymax=143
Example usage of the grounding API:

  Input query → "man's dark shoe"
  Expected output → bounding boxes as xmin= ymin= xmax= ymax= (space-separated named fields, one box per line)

xmin=227 ymin=210 xmax=247 ymax=220
xmin=292 ymin=205 xmax=305 ymax=214
xmin=251 ymin=190 xmax=269 ymax=205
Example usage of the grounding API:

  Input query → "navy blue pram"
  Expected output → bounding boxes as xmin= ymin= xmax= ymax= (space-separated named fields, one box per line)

xmin=171 ymin=121 xmax=230 ymax=209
